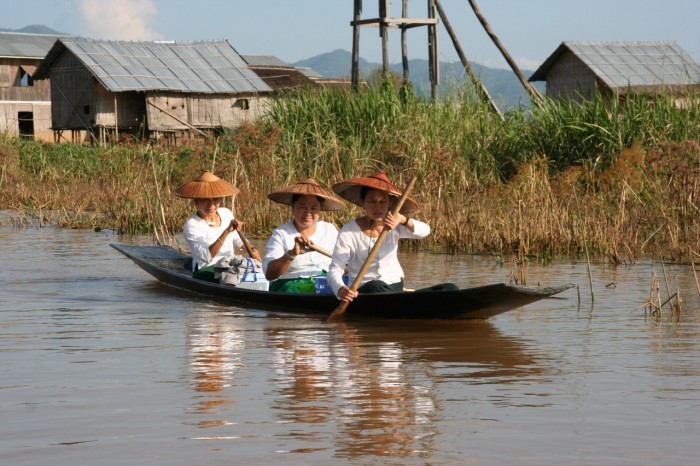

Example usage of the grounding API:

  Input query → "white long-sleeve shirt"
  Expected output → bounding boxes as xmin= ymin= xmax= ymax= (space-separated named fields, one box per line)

xmin=327 ymin=219 xmax=430 ymax=297
xmin=183 ymin=207 xmax=244 ymax=271
xmin=262 ymin=220 xmax=338 ymax=279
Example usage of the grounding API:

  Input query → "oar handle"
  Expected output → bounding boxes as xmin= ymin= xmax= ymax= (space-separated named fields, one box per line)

xmin=328 ymin=175 xmax=417 ymax=321
xmin=237 ymin=229 xmax=256 ymax=258
xmin=307 ymin=243 xmax=332 ymax=258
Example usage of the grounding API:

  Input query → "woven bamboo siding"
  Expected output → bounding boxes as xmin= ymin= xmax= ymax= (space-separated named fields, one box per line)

xmin=146 ymin=93 xmax=269 ymax=131
xmin=93 ymin=87 xmax=146 ymax=129
xmin=0 ymin=57 xmax=53 ymax=140
xmin=48 ymin=52 xmax=99 ymax=131
xmin=146 ymin=94 xmax=189 ymax=131
xmin=545 ymin=52 xmax=597 ymax=102
xmin=188 ymin=94 xmax=269 ymax=127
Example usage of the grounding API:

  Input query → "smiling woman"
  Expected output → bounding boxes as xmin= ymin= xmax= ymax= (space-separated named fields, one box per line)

xmin=175 ymin=171 xmax=261 ymax=282
xmin=262 ymin=177 xmax=345 ymax=293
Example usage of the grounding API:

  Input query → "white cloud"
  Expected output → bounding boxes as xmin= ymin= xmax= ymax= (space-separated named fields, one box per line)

xmin=76 ymin=0 xmax=163 ymax=41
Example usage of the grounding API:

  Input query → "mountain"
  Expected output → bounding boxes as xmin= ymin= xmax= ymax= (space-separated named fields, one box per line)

xmin=0 ymin=25 xmax=67 ymax=35
xmin=294 ymin=49 xmax=543 ymax=109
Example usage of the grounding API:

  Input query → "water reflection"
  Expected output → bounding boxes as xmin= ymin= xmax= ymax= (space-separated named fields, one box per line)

xmin=186 ymin=309 xmax=244 ymax=429
xmin=183 ymin=305 xmax=543 ymax=458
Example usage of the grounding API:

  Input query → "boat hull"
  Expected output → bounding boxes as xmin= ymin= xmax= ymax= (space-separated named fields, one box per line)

xmin=111 ymin=244 xmax=574 ymax=320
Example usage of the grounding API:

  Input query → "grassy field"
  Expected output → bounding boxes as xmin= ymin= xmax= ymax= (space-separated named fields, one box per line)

xmin=2 ymin=82 xmax=699 ymax=264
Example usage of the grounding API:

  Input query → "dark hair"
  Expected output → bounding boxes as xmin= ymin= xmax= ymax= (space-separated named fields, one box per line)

xmin=291 ymin=194 xmax=325 ymax=206
xmin=360 ymin=187 xmax=393 ymax=201
xmin=360 ymin=186 xmax=369 ymax=201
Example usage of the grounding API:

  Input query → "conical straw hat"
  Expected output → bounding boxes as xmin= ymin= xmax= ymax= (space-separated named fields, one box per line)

xmin=174 ymin=171 xmax=240 ymax=199
xmin=332 ymin=172 xmax=419 ymax=214
xmin=267 ymin=177 xmax=345 ymax=211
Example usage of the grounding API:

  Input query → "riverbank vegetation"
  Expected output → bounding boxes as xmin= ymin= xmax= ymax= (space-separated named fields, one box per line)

xmin=1 ymin=81 xmax=699 ymax=264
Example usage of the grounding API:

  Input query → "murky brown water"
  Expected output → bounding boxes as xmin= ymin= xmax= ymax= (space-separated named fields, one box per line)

xmin=2 ymin=222 xmax=699 ymax=465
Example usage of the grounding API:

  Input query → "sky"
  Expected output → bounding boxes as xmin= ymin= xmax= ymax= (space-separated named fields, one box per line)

xmin=2 ymin=0 xmax=699 ymax=71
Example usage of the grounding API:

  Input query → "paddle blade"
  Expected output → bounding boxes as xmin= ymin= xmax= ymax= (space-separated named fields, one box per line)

xmin=327 ymin=301 xmax=349 ymax=322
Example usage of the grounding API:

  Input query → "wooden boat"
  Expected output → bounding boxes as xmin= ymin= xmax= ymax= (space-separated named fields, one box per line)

xmin=111 ymin=243 xmax=574 ymax=320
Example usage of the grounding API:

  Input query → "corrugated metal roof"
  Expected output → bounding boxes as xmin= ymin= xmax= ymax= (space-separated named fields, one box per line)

xmin=0 ymin=31 xmax=69 ymax=59
xmin=242 ymin=55 xmax=291 ymax=68
xmin=530 ymin=41 xmax=700 ymax=89
xmin=34 ymin=37 xmax=272 ymax=94
xmin=296 ymin=67 xmax=323 ymax=79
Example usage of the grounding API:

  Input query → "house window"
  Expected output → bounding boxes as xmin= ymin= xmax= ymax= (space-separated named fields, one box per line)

xmin=238 ymin=99 xmax=249 ymax=110
xmin=19 ymin=67 xmax=32 ymax=87
xmin=83 ymin=105 xmax=90 ymax=115
xmin=18 ymin=112 xmax=34 ymax=139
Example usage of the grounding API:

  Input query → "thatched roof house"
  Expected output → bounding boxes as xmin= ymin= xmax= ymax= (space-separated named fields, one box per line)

xmin=33 ymin=38 xmax=273 ymax=144
xmin=0 ymin=31 xmax=70 ymax=141
xmin=241 ymin=55 xmax=317 ymax=94
xmin=529 ymin=41 xmax=700 ymax=103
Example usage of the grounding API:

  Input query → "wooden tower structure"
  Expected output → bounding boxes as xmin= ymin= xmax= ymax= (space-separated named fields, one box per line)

xmin=351 ymin=0 xmax=439 ymax=98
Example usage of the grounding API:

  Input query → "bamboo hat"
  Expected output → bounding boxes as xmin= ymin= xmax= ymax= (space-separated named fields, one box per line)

xmin=267 ymin=177 xmax=345 ymax=211
xmin=332 ymin=172 xmax=419 ymax=214
xmin=174 ymin=171 xmax=240 ymax=199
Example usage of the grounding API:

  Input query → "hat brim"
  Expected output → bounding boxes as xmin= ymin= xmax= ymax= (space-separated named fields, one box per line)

xmin=332 ymin=175 xmax=419 ymax=214
xmin=174 ymin=172 xmax=240 ymax=199
xmin=267 ymin=178 xmax=345 ymax=211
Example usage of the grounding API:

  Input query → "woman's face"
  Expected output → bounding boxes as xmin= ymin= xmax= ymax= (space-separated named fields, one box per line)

xmin=194 ymin=198 xmax=222 ymax=217
xmin=292 ymin=195 xmax=322 ymax=229
xmin=362 ymin=189 xmax=390 ymax=221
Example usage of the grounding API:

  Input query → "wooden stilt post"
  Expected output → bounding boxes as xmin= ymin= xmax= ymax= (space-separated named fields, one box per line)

xmin=380 ymin=0 xmax=389 ymax=73
xmin=401 ymin=0 xmax=409 ymax=84
xmin=427 ymin=0 xmax=438 ymax=100
xmin=351 ymin=0 xmax=362 ymax=91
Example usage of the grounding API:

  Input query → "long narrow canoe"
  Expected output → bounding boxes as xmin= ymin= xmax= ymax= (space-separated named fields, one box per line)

xmin=111 ymin=243 xmax=574 ymax=320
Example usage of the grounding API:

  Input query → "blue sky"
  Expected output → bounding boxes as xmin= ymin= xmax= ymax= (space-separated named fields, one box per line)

xmin=2 ymin=0 xmax=699 ymax=71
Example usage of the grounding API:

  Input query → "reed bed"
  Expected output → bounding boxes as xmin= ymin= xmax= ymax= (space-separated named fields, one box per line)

xmin=1 ymin=82 xmax=699 ymax=264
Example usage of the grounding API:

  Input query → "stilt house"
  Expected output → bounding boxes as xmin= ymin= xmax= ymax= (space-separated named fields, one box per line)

xmin=529 ymin=41 xmax=700 ymax=103
xmin=32 ymin=38 xmax=273 ymax=145
xmin=0 ymin=32 xmax=70 ymax=141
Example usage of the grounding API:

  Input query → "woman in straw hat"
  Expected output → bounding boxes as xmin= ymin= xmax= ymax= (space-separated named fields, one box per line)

xmin=263 ymin=178 xmax=345 ymax=293
xmin=175 ymin=171 xmax=261 ymax=282
xmin=328 ymin=172 xmax=456 ymax=303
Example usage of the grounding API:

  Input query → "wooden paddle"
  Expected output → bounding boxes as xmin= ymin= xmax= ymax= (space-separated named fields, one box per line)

xmin=327 ymin=175 xmax=417 ymax=322
xmin=307 ymin=243 xmax=332 ymax=258
xmin=237 ymin=229 xmax=257 ymax=258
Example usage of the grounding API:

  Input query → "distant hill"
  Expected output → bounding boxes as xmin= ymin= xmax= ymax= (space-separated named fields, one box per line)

xmin=294 ymin=49 xmax=544 ymax=109
xmin=0 ymin=25 xmax=67 ymax=35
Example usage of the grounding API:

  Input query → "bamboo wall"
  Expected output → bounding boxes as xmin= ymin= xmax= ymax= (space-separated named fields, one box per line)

xmin=94 ymin=86 xmax=146 ymax=131
xmin=47 ymin=52 xmax=99 ymax=131
xmin=146 ymin=93 xmax=270 ymax=131
xmin=0 ymin=57 xmax=54 ymax=141
xmin=545 ymin=51 xmax=597 ymax=102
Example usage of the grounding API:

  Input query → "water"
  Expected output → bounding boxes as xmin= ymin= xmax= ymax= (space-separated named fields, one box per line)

xmin=1 ymin=224 xmax=699 ymax=465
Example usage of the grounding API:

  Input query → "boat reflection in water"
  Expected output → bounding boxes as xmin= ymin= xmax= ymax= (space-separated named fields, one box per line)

xmin=183 ymin=305 xmax=545 ymax=455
